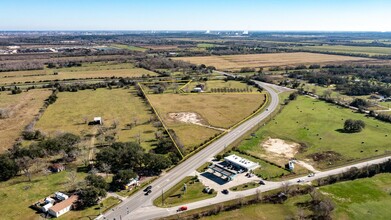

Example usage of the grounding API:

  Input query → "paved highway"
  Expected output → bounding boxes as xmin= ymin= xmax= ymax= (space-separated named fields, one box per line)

xmin=101 ymin=79 xmax=282 ymax=220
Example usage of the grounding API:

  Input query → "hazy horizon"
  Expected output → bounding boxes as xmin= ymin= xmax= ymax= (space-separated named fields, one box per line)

xmin=1 ymin=0 xmax=390 ymax=32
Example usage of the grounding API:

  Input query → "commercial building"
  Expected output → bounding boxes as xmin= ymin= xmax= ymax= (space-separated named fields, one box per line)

xmin=224 ymin=154 xmax=259 ymax=171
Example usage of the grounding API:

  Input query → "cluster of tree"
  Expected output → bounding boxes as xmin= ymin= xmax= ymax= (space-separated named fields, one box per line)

xmin=336 ymin=81 xmax=391 ymax=97
xmin=210 ymin=87 xmax=252 ymax=93
xmin=0 ymin=133 xmax=81 ymax=182
xmin=95 ymin=142 xmax=173 ymax=177
xmin=77 ymin=174 xmax=108 ymax=208
xmin=47 ymin=61 xmax=82 ymax=69
xmin=344 ymin=119 xmax=366 ymax=133
xmin=373 ymin=112 xmax=391 ymax=123
xmin=350 ymin=98 xmax=371 ymax=108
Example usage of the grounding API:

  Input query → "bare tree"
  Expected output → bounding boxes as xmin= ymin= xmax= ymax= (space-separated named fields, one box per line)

xmin=281 ymin=181 xmax=290 ymax=194
xmin=67 ymin=170 xmax=78 ymax=190
xmin=112 ymin=119 xmax=119 ymax=129
xmin=16 ymin=156 xmax=34 ymax=181
xmin=255 ymin=189 xmax=263 ymax=201
xmin=133 ymin=117 xmax=139 ymax=127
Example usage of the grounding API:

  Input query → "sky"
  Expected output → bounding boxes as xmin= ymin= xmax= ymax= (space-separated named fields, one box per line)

xmin=0 ymin=0 xmax=390 ymax=31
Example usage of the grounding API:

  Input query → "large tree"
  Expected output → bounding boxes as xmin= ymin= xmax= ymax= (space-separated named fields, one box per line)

xmin=0 ymin=154 xmax=19 ymax=181
xmin=110 ymin=169 xmax=137 ymax=191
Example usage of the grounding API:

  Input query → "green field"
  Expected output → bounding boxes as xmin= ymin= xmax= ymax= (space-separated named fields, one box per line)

xmin=154 ymin=176 xmax=216 ymax=207
xmin=110 ymin=44 xmax=148 ymax=52
xmin=187 ymin=80 xmax=257 ymax=93
xmin=237 ymin=96 xmax=391 ymax=168
xmin=0 ymin=171 xmax=87 ymax=220
xmin=292 ymin=45 xmax=391 ymax=56
xmin=319 ymin=173 xmax=391 ymax=220
xmin=36 ymin=88 xmax=159 ymax=151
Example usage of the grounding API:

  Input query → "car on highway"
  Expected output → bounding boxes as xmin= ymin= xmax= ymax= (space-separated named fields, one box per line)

xmin=222 ymin=189 xmax=229 ymax=194
xmin=144 ymin=185 xmax=152 ymax=192
xmin=297 ymin=179 xmax=305 ymax=183
xmin=308 ymin=173 xmax=315 ymax=177
xmin=259 ymin=180 xmax=265 ymax=185
xmin=145 ymin=189 xmax=152 ymax=195
xmin=177 ymin=206 xmax=188 ymax=212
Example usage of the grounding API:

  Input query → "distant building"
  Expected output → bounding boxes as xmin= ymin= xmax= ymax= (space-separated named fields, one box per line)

xmin=88 ymin=117 xmax=103 ymax=125
xmin=288 ymin=160 xmax=295 ymax=171
xmin=49 ymin=164 xmax=65 ymax=173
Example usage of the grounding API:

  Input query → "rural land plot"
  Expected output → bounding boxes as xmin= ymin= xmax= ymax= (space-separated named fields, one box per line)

xmin=35 ymin=88 xmax=159 ymax=151
xmin=186 ymin=80 xmax=258 ymax=93
xmin=174 ymin=52 xmax=371 ymax=71
xmin=0 ymin=62 xmax=157 ymax=85
xmin=0 ymin=89 xmax=51 ymax=152
xmin=147 ymin=93 xmax=266 ymax=153
xmin=290 ymin=45 xmax=391 ymax=56
xmin=237 ymin=95 xmax=391 ymax=169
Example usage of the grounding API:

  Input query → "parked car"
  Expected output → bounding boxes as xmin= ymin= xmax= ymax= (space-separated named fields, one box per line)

xmin=203 ymin=187 xmax=211 ymax=193
xmin=177 ymin=206 xmax=188 ymax=212
xmin=222 ymin=189 xmax=229 ymax=194
xmin=144 ymin=185 xmax=152 ymax=192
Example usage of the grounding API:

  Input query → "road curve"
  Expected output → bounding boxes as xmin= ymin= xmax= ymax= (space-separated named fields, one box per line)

xmin=100 ymin=79 xmax=281 ymax=220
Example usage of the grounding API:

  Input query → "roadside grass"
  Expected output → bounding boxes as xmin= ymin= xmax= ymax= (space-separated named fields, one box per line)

xmin=290 ymin=45 xmax=391 ymax=56
xmin=237 ymin=95 xmax=391 ymax=169
xmin=231 ymin=151 xmax=289 ymax=180
xmin=0 ymin=89 xmax=51 ymax=152
xmin=0 ymin=171 xmax=87 ymax=220
xmin=230 ymin=181 xmax=259 ymax=192
xmin=319 ymin=173 xmax=391 ymax=220
xmin=154 ymin=176 xmax=216 ymax=208
xmin=196 ymin=162 xmax=213 ymax=173
xmin=58 ymin=196 xmax=121 ymax=220
xmin=0 ymin=62 xmax=156 ymax=85
xmin=110 ymin=44 xmax=148 ymax=52
xmin=200 ymin=194 xmax=311 ymax=220
xmin=35 ymin=88 xmax=159 ymax=151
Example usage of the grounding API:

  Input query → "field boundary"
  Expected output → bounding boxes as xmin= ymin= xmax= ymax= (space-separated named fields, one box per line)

xmin=137 ymin=82 xmax=185 ymax=158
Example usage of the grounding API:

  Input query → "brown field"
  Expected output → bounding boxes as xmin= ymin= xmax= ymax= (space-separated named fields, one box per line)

xmin=144 ymin=45 xmax=180 ymax=50
xmin=147 ymin=93 xmax=266 ymax=151
xmin=174 ymin=52 xmax=372 ymax=71
xmin=0 ymin=62 xmax=156 ymax=85
xmin=0 ymin=89 xmax=51 ymax=152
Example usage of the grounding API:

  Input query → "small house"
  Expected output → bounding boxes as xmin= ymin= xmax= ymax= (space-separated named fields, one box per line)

xmin=88 ymin=117 xmax=103 ymax=125
xmin=48 ymin=195 xmax=78 ymax=217
xmin=49 ymin=163 xmax=65 ymax=173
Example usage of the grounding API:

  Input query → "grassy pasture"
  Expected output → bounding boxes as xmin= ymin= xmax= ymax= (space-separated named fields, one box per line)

xmin=35 ymin=88 xmax=158 ymax=151
xmin=110 ymin=44 xmax=148 ymax=52
xmin=0 ymin=89 xmax=51 ymax=152
xmin=237 ymin=96 xmax=391 ymax=168
xmin=319 ymin=173 xmax=391 ymax=220
xmin=147 ymin=93 xmax=266 ymax=152
xmin=174 ymin=52 xmax=370 ymax=71
xmin=0 ymin=62 xmax=156 ymax=85
xmin=292 ymin=45 xmax=391 ymax=56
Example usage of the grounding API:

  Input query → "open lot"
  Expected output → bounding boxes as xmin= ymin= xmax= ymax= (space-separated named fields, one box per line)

xmin=187 ymin=80 xmax=258 ymax=93
xmin=35 ymin=88 xmax=159 ymax=151
xmin=147 ymin=93 xmax=266 ymax=152
xmin=0 ymin=62 xmax=156 ymax=85
xmin=0 ymin=89 xmax=51 ymax=152
xmin=291 ymin=45 xmax=391 ymax=56
xmin=237 ymin=96 xmax=391 ymax=169
xmin=174 ymin=52 xmax=371 ymax=71
xmin=319 ymin=173 xmax=391 ymax=220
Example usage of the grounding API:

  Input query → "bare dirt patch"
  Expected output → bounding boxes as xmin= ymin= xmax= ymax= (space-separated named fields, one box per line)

xmin=262 ymin=138 xmax=299 ymax=158
xmin=168 ymin=112 xmax=226 ymax=131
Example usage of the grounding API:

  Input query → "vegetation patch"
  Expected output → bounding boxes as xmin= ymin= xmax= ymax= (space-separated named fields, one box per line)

xmin=154 ymin=176 xmax=216 ymax=207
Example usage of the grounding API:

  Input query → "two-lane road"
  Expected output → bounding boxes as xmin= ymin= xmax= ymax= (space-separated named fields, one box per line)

xmin=101 ymin=80 xmax=281 ymax=220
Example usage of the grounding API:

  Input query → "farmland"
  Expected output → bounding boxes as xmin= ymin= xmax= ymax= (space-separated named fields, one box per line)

xmin=0 ymin=62 xmax=156 ymax=85
xmin=147 ymin=93 xmax=266 ymax=152
xmin=291 ymin=45 xmax=391 ymax=56
xmin=35 ymin=88 xmax=159 ymax=151
xmin=0 ymin=89 xmax=51 ymax=152
xmin=110 ymin=44 xmax=148 ymax=52
xmin=187 ymin=80 xmax=258 ymax=93
xmin=174 ymin=52 xmax=370 ymax=71
xmin=237 ymin=95 xmax=391 ymax=169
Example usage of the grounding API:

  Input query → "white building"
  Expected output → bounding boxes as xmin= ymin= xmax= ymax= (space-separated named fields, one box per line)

xmin=48 ymin=195 xmax=78 ymax=217
xmin=93 ymin=117 xmax=103 ymax=125
xmin=55 ymin=192 xmax=69 ymax=201
xmin=224 ymin=154 xmax=259 ymax=171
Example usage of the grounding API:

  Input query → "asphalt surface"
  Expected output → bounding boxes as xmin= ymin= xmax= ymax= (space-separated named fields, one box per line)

xmin=100 ymin=79 xmax=281 ymax=220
